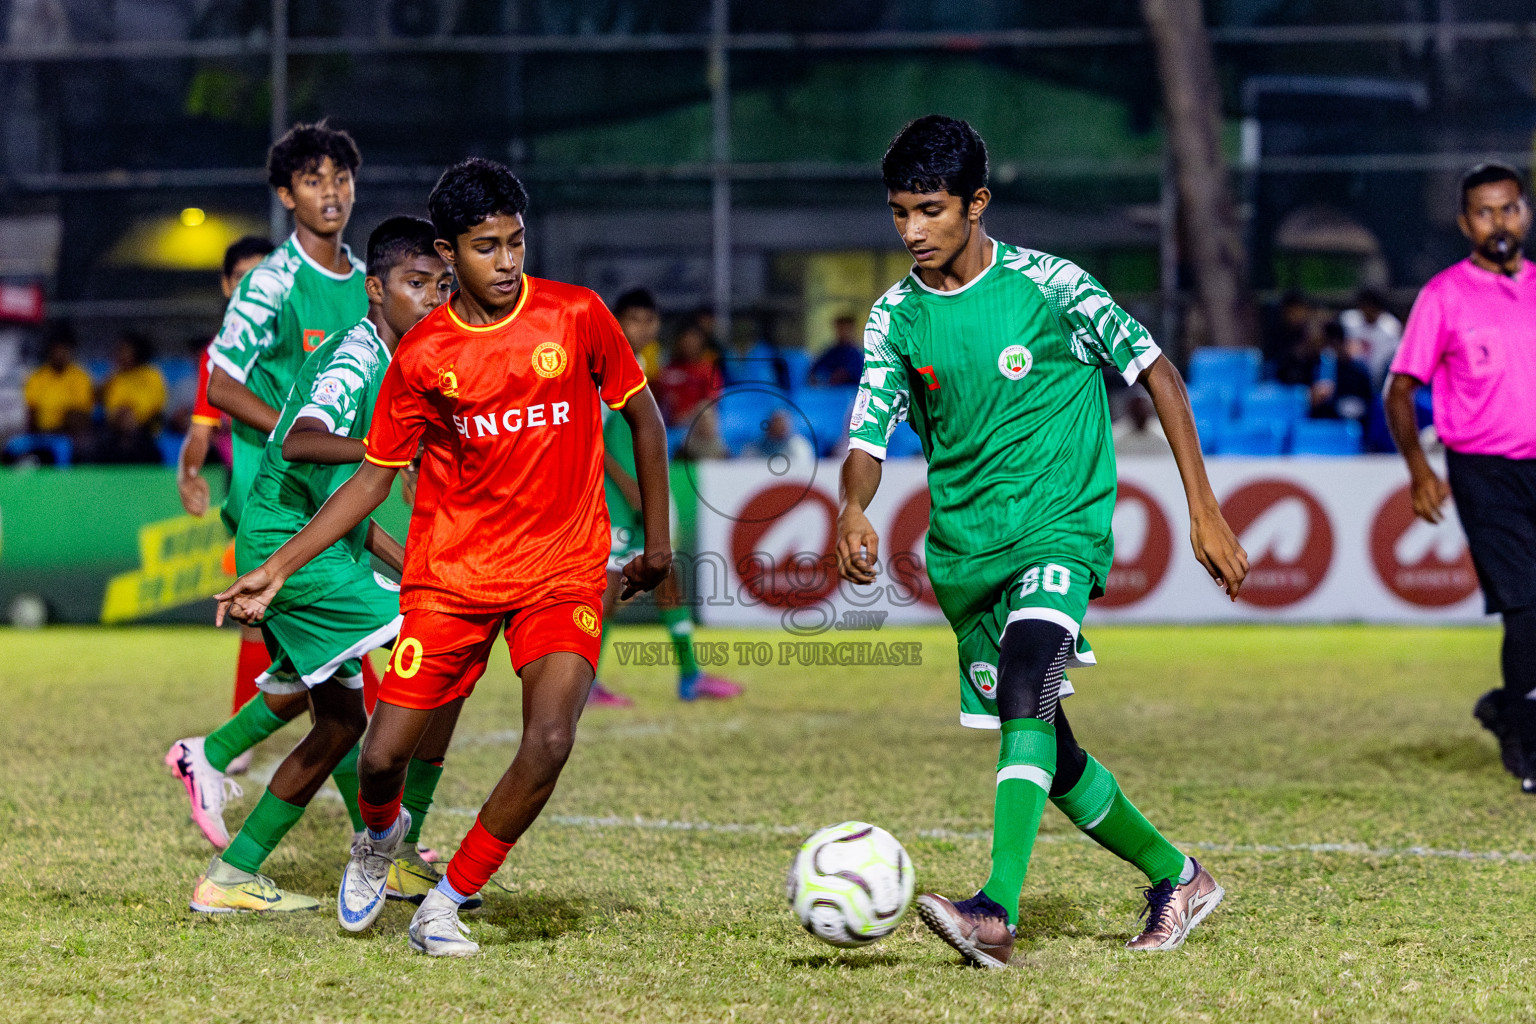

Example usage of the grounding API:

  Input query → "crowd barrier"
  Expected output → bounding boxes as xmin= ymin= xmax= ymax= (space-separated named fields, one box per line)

xmin=1 ymin=457 xmax=1485 ymax=628
xmin=691 ymin=455 xmax=1488 ymax=631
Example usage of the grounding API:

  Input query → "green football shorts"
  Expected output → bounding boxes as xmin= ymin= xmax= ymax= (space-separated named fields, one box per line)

xmin=954 ymin=556 xmax=1098 ymax=730
xmin=254 ymin=565 xmax=402 ymax=693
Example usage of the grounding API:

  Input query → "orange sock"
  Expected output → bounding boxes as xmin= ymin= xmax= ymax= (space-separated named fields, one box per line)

xmin=361 ymin=654 xmax=381 ymax=715
xmin=232 ymin=638 xmax=267 ymax=713
xmin=445 ymin=817 xmax=516 ymax=897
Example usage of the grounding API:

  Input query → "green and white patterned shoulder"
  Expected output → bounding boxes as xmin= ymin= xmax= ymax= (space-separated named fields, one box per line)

xmin=849 ymin=278 xmax=918 ymax=460
xmin=294 ymin=320 xmax=387 ymax=436
xmin=209 ymin=241 xmax=304 ymax=382
xmin=863 ymin=277 xmax=917 ymax=362
xmin=999 ymin=244 xmax=1161 ymax=384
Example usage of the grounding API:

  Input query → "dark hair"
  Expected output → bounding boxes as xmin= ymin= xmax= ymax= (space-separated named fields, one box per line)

xmin=614 ymin=288 xmax=657 ymax=315
xmin=1354 ymin=287 xmax=1385 ymax=309
xmin=222 ymin=235 xmax=275 ymax=278
xmin=120 ymin=330 xmax=155 ymax=366
xmin=427 ymin=157 xmax=529 ymax=244
xmin=1460 ymin=162 xmax=1525 ymax=210
xmin=267 ymin=119 xmax=361 ymax=191
xmin=366 ymin=215 xmax=440 ymax=279
xmin=42 ymin=321 xmax=75 ymax=352
xmin=881 ymin=115 xmax=989 ymax=201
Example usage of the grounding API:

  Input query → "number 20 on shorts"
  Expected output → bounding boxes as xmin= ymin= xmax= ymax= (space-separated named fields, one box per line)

xmin=393 ymin=637 xmax=424 ymax=678
xmin=1020 ymin=564 xmax=1072 ymax=597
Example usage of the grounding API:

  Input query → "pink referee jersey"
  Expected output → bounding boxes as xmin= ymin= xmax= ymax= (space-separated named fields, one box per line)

xmin=1391 ymin=258 xmax=1536 ymax=460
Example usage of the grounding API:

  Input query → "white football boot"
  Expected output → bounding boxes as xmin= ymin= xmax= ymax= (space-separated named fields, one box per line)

xmin=337 ymin=808 xmax=410 ymax=932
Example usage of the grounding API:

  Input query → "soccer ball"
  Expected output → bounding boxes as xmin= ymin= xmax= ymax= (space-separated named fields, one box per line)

xmin=786 ymin=821 xmax=915 ymax=947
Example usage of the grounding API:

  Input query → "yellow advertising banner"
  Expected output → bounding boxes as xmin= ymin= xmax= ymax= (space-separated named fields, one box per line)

xmin=99 ymin=514 xmax=233 ymax=624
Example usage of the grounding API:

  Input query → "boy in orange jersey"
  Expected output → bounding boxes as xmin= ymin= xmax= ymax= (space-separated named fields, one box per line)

xmin=217 ymin=158 xmax=673 ymax=956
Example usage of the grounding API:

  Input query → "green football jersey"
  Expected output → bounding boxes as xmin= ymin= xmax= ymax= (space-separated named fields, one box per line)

xmin=602 ymin=405 xmax=637 ymax=511
xmin=208 ymin=233 xmax=368 ymax=451
xmin=242 ymin=318 xmax=390 ymax=603
xmin=848 ymin=239 xmax=1161 ymax=629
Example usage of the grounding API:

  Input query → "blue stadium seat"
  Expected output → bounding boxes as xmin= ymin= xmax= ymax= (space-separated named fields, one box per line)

xmin=790 ymin=386 xmax=857 ymax=455
xmin=722 ymin=342 xmax=784 ymax=388
xmin=85 ymin=357 xmax=113 ymax=385
xmin=1186 ymin=381 xmax=1236 ymax=423
xmin=1214 ymin=419 xmax=1287 ymax=456
xmin=715 ymin=386 xmax=789 ymax=451
xmin=1188 ymin=347 xmax=1261 ymax=389
xmin=1291 ymin=419 xmax=1363 ymax=456
xmin=1194 ymin=413 xmax=1223 ymax=455
xmin=1240 ymin=383 xmax=1309 ymax=424
xmin=3 ymin=433 xmax=73 ymax=466
xmin=665 ymin=425 xmax=689 ymax=456
xmin=157 ymin=431 xmax=184 ymax=466
xmin=885 ymin=420 xmax=924 ymax=458
xmin=156 ymin=357 xmax=197 ymax=394
xmin=780 ymin=349 xmax=812 ymax=392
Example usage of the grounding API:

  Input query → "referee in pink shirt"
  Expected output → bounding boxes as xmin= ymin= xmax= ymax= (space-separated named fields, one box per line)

xmin=1386 ymin=162 xmax=1536 ymax=793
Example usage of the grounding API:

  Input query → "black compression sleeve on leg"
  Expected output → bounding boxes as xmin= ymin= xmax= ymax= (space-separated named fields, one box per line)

xmin=1049 ymin=709 xmax=1089 ymax=798
xmin=995 ymin=618 xmax=1074 ymax=724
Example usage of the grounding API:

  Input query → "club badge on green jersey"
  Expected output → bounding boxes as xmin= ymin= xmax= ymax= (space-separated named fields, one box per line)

xmin=998 ymin=345 xmax=1033 ymax=380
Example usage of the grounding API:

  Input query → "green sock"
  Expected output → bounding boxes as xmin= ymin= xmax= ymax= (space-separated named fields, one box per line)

xmin=658 ymin=606 xmax=699 ymax=676
xmin=222 ymin=789 xmax=306 ymax=874
xmin=1052 ymin=755 xmax=1188 ymax=884
xmin=980 ymin=718 xmax=1057 ymax=925
xmin=204 ymin=695 xmax=288 ymax=772
xmin=330 ymin=742 xmax=365 ymax=833
xmin=402 ymin=758 xmax=445 ymax=844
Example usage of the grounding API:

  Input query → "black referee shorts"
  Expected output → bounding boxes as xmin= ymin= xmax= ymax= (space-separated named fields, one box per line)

xmin=1446 ymin=449 xmax=1536 ymax=615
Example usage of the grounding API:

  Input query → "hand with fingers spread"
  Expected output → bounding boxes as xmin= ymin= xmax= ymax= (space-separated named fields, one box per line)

xmin=1190 ymin=502 xmax=1248 ymax=601
xmin=836 ymin=508 xmax=881 ymax=585
xmin=619 ymin=549 xmax=673 ymax=601
xmin=215 ymin=566 xmax=285 ymax=626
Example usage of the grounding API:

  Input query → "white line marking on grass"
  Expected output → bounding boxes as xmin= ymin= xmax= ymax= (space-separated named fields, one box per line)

xmin=427 ymin=810 xmax=1536 ymax=865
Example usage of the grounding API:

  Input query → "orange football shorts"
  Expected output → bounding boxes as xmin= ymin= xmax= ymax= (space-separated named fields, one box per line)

xmin=379 ymin=598 xmax=604 ymax=711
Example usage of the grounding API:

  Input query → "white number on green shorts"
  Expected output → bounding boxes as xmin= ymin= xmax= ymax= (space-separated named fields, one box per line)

xmin=1043 ymin=564 xmax=1071 ymax=594
xmin=1020 ymin=567 xmax=1040 ymax=596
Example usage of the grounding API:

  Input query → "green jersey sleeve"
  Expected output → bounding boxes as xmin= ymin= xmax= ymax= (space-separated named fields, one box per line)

xmin=292 ymin=330 xmax=383 ymax=438
xmin=1002 ymin=248 xmax=1162 ymax=385
xmin=847 ymin=281 xmax=914 ymax=460
xmin=209 ymin=255 xmax=294 ymax=385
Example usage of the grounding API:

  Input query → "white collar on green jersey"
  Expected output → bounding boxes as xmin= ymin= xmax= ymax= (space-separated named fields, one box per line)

xmin=289 ymin=232 xmax=362 ymax=281
xmin=907 ymin=238 xmax=1000 ymax=297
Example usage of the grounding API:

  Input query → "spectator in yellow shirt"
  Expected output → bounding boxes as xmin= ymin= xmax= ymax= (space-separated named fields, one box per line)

xmin=23 ymin=328 xmax=95 ymax=435
xmin=92 ymin=332 xmax=166 ymax=463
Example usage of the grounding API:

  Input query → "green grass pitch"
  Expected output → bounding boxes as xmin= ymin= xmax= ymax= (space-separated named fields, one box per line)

xmin=3 ymin=624 xmax=1535 ymax=1023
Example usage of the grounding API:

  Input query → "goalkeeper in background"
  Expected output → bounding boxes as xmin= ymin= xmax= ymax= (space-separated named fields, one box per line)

xmin=836 ymin=116 xmax=1248 ymax=969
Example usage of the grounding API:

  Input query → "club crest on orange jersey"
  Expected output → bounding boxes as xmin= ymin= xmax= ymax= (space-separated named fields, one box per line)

xmin=532 ymin=341 xmax=568 ymax=379
xmin=573 ymin=605 xmax=600 ymax=637
xmin=434 ymin=365 xmax=460 ymax=398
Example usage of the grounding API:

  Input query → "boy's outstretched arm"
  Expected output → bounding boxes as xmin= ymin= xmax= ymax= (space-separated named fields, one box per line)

xmin=1140 ymin=354 xmax=1248 ymax=600
xmin=836 ymin=449 xmax=883 ymax=585
xmin=216 ymin=460 xmax=398 ymax=623
xmin=617 ymin=387 xmax=673 ymax=600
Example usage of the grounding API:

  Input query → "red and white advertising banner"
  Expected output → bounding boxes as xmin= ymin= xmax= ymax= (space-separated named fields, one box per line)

xmin=691 ymin=456 xmax=1489 ymax=629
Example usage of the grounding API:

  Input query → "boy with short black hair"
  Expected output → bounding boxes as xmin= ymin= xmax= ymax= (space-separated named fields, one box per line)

xmin=838 ymin=116 xmax=1248 ymax=967
xmin=190 ymin=215 xmax=451 ymax=912
xmin=218 ymin=158 xmax=674 ymax=954
xmin=169 ymin=121 xmax=376 ymax=825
